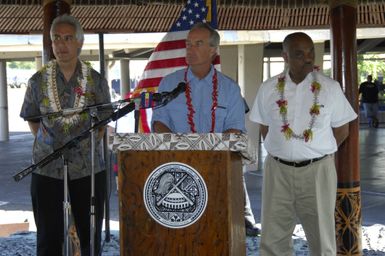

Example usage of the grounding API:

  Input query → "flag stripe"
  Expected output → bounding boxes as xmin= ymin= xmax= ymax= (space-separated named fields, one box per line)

xmin=153 ymin=39 xmax=186 ymax=52
xmin=136 ymin=77 xmax=163 ymax=90
xmin=131 ymin=86 xmax=159 ymax=98
xmin=147 ymin=48 xmax=186 ymax=63
xmin=143 ymin=66 xmax=186 ymax=81
xmin=160 ymin=30 xmax=189 ymax=42
xmin=139 ymin=109 xmax=150 ymax=132
xmin=144 ymin=57 xmax=187 ymax=71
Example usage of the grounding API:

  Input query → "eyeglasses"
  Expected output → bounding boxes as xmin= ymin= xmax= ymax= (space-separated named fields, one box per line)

xmin=52 ymin=34 xmax=76 ymax=43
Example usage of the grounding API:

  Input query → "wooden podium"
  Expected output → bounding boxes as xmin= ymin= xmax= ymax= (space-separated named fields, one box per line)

xmin=114 ymin=133 xmax=254 ymax=256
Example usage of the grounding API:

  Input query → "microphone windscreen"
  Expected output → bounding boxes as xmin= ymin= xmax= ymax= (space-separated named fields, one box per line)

xmin=140 ymin=92 xmax=153 ymax=109
xmin=177 ymin=82 xmax=187 ymax=93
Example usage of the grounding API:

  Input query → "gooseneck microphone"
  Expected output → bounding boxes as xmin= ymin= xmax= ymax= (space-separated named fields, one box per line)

xmin=154 ymin=82 xmax=187 ymax=105
xmin=22 ymin=82 xmax=188 ymax=123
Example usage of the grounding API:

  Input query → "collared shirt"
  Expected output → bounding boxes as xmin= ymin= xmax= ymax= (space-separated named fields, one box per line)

xmin=151 ymin=66 xmax=246 ymax=133
xmin=249 ymin=71 xmax=357 ymax=161
xmin=20 ymin=60 xmax=111 ymax=180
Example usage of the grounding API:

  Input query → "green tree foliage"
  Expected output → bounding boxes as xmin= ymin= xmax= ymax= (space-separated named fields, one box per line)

xmin=7 ymin=61 xmax=34 ymax=70
xmin=357 ymin=54 xmax=385 ymax=84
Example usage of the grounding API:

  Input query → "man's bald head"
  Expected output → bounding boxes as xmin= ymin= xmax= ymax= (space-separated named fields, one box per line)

xmin=283 ymin=32 xmax=313 ymax=53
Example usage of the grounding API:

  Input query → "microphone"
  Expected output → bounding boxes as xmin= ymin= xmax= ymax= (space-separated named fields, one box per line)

xmin=62 ymin=107 xmax=84 ymax=116
xmin=111 ymin=102 xmax=135 ymax=121
xmin=155 ymin=82 xmax=187 ymax=105
xmin=113 ymin=82 xmax=187 ymax=111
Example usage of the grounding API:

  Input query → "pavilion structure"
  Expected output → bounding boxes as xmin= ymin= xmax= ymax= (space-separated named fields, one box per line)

xmin=1 ymin=0 xmax=383 ymax=255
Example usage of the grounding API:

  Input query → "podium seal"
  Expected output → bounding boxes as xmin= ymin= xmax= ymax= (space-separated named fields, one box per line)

xmin=143 ymin=162 xmax=208 ymax=228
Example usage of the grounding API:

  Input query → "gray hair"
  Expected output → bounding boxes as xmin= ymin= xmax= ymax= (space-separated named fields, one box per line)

xmin=190 ymin=22 xmax=220 ymax=48
xmin=50 ymin=14 xmax=84 ymax=44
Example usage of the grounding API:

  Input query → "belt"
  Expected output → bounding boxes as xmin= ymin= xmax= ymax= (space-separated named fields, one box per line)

xmin=272 ymin=155 xmax=328 ymax=168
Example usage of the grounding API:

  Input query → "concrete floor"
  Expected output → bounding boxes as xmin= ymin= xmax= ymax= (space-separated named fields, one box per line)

xmin=1 ymin=125 xmax=385 ymax=229
xmin=246 ymin=124 xmax=385 ymax=227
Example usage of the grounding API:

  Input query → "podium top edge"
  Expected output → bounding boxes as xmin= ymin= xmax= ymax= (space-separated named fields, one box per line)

xmin=111 ymin=133 xmax=257 ymax=164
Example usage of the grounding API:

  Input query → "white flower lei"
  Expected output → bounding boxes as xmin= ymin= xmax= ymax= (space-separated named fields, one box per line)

xmin=45 ymin=59 xmax=90 ymax=129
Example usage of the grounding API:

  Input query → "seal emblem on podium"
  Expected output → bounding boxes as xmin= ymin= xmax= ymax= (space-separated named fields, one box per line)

xmin=143 ymin=162 xmax=208 ymax=228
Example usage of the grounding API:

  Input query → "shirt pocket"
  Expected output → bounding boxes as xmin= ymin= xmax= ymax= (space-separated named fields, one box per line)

xmin=312 ymin=101 xmax=331 ymax=129
xmin=212 ymin=106 xmax=227 ymax=131
xmin=271 ymin=105 xmax=295 ymax=124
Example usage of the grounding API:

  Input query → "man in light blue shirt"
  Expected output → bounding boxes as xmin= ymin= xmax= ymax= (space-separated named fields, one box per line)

xmin=151 ymin=66 xmax=245 ymax=133
xmin=152 ymin=22 xmax=260 ymax=236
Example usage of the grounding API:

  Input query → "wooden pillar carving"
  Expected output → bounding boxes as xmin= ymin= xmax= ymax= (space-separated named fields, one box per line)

xmin=42 ymin=0 xmax=71 ymax=64
xmin=329 ymin=1 xmax=362 ymax=255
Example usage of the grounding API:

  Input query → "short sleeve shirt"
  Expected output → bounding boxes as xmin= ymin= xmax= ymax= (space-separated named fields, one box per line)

xmin=249 ymin=71 xmax=357 ymax=161
xmin=151 ymin=66 xmax=246 ymax=133
xmin=20 ymin=60 xmax=111 ymax=180
xmin=359 ymin=81 xmax=379 ymax=103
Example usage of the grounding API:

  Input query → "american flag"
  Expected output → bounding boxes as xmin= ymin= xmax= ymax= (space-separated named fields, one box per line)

xmin=132 ymin=0 xmax=219 ymax=132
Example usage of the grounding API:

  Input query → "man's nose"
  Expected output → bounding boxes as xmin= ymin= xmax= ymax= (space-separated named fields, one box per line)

xmin=186 ymin=46 xmax=195 ymax=53
xmin=53 ymin=40 xmax=67 ymax=46
xmin=304 ymin=53 xmax=314 ymax=63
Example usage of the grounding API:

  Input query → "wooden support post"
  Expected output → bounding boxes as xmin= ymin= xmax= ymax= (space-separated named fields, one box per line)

xmin=329 ymin=1 xmax=362 ymax=255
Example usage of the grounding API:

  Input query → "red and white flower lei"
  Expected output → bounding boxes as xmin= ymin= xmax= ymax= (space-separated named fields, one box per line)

xmin=276 ymin=69 xmax=321 ymax=142
xmin=184 ymin=68 xmax=218 ymax=133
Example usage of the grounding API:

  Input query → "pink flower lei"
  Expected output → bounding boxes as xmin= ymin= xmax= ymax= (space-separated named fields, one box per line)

xmin=276 ymin=68 xmax=321 ymax=142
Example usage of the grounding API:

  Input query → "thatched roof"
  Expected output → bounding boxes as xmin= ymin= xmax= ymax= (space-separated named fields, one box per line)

xmin=0 ymin=0 xmax=384 ymax=34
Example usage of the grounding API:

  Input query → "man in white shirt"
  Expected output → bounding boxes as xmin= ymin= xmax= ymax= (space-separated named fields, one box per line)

xmin=249 ymin=32 xmax=357 ymax=255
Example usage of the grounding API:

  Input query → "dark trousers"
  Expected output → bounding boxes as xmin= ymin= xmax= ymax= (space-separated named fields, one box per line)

xmin=31 ymin=171 xmax=106 ymax=256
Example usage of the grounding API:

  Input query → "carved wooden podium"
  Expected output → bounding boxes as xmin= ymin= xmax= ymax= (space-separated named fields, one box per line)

xmin=113 ymin=133 xmax=256 ymax=256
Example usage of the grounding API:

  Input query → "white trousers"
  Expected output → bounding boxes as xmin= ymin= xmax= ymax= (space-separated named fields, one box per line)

xmin=260 ymin=155 xmax=337 ymax=256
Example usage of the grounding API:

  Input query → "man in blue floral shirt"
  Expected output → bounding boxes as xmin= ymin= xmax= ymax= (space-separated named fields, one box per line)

xmin=20 ymin=14 xmax=111 ymax=256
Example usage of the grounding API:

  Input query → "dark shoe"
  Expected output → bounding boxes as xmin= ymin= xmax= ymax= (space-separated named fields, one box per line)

xmin=245 ymin=221 xmax=261 ymax=236
xmin=372 ymin=118 xmax=379 ymax=128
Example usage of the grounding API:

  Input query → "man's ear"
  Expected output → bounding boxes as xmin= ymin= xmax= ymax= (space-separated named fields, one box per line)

xmin=282 ymin=52 xmax=288 ymax=63
xmin=210 ymin=47 xmax=217 ymax=61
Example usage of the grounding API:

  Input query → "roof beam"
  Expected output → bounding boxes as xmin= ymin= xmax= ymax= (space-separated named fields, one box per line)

xmin=357 ymin=38 xmax=385 ymax=54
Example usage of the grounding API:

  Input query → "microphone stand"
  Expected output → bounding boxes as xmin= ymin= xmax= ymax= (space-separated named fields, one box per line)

xmin=13 ymin=86 xmax=186 ymax=180
xmin=13 ymin=85 xmax=186 ymax=254
xmin=13 ymin=101 xmax=135 ymax=256
xmin=63 ymin=157 xmax=71 ymax=256
xmin=89 ymin=107 xmax=98 ymax=256
xmin=21 ymin=100 xmax=126 ymax=122
xmin=134 ymin=101 xmax=140 ymax=133
xmin=103 ymin=130 xmax=111 ymax=243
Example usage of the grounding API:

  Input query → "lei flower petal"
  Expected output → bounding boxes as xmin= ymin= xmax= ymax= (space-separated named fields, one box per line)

xmin=281 ymin=125 xmax=293 ymax=140
xmin=281 ymin=123 xmax=290 ymax=132
xmin=185 ymin=68 xmax=218 ymax=133
xmin=310 ymin=104 xmax=320 ymax=115
xmin=311 ymin=81 xmax=321 ymax=93
xmin=42 ymin=97 xmax=50 ymax=107
xmin=74 ymin=86 xmax=85 ymax=96
xmin=42 ymin=60 xmax=93 ymax=134
xmin=303 ymin=129 xmax=313 ymax=142
xmin=276 ymin=68 xmax=321 ymax=142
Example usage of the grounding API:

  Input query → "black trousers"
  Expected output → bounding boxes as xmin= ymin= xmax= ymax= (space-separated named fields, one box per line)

xmin=31 ymin=171 xmax=106 ymax=256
